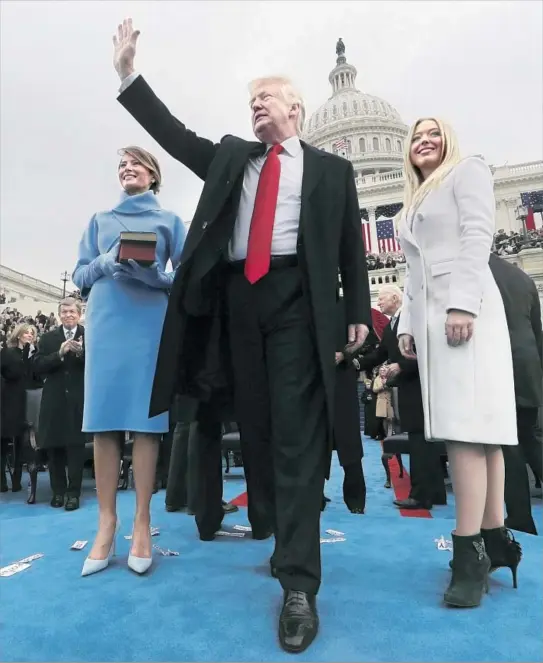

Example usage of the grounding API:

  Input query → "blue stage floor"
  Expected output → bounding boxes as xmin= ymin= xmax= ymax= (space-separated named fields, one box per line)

xmin=1 ymin=437 xmax=542 ymax=662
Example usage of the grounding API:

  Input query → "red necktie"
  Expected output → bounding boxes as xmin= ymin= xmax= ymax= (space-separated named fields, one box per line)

xmin=244 ymin=144 xmax=283 ymax=284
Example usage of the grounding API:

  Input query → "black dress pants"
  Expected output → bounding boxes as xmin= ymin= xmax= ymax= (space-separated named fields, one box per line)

xmin=48 ymin=446 xmax=85 ymax=498
xmin=192 ymin=410 xmax=225 ymax=538
xmin=408 ymin=432 xmax=446 ymax=506
xmin=165 ymin=423 xmax=192 ymax=510
xmin=228 ymin=265 xmax=327 ymax=596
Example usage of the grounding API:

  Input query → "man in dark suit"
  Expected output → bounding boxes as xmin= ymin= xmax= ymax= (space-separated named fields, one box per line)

xmin=489 ymin=253 xmax=542 ymax=534
xmin=33 ymin=298 xmax=86 ymax=511
xmin=113 ymin=20 xmax=371 ymax=653
xmin=353 ymin=285 xmax=446 ymax=509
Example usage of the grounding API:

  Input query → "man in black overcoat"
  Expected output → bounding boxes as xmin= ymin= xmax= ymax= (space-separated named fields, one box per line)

xmin=33 ymin=299 xmax=86 ymax=511
xmin=489 ymin=253 xmax=542 ymax=534
xmin=113 ymin=20 xmax=371 ymax=653
xmin=353 ymin=285 xmax=446 ymax=509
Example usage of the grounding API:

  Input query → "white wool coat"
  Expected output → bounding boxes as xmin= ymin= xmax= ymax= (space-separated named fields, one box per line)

xmin=397 ymin=156 xmax=517 ymax=445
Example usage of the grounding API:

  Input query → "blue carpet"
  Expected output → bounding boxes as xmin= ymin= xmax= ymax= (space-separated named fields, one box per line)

xmin=1 ymin=438 xmax=542 ymax=662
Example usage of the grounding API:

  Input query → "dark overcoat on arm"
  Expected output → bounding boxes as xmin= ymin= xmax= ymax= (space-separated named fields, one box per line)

xmin=117 ymin=76 xmax=372 ymax=446
xmin=32 ymin=326 xmax=86 ymax=449
xmin=333 ymin=297 xmax=364 ymax=465
xmin=489 ymin=253 xmax=543 ymax=409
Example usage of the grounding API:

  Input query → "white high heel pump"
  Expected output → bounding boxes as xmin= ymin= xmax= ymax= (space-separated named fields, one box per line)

xmin=81 ymin=520 xmax=120 ymax=577
xmin=127 ymin=528 xmax=153 ymax=575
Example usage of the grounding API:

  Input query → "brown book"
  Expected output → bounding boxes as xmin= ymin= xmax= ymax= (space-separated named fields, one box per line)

xmin=118 ymin=231 xmax=157 ymax=266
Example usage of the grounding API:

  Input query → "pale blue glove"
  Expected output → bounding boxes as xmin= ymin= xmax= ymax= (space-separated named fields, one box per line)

xmin=97 ymin=244 xmax=122 ymax=278
xmin=114 ymin=259 xmax=172 ymax=290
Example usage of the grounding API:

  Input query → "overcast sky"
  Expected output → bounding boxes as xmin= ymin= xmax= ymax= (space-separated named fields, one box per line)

xmin=1 ymin=0 xmax=542 ymax=288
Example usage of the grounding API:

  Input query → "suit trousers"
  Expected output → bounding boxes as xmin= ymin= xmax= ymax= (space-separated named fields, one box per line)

xmin=408 ymin=432 xmax=446 ymax=506
xmin=227 ymin=265 xmax=327 ymax=596
xmin=165 ymin=423 xmax=200 ymax=512
xmin=192 ymin=410 xmax=225 ymax=538
xmin=48 ymin=446 xmax=85 ymax=498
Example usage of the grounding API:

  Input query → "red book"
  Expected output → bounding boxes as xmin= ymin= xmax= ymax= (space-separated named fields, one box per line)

xmin=118 ymin=231 xmax=157 ymax=266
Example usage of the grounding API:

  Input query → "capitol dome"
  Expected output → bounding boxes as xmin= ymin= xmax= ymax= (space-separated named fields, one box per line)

xmin=303 ymin=39 xmax=408 ymax=177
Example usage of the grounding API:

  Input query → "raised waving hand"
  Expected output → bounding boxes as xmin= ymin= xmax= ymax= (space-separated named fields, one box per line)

xmin=113 ymin=18 xmax=140 ymax=80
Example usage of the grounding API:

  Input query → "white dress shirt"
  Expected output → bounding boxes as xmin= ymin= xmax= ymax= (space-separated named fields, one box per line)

xmin=229 ymin=136 xmax=303 ymax=260
xmin=118 ymin=73 xmax=304 ymax=260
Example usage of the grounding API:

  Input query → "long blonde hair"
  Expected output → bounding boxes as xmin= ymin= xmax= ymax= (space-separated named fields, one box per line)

xmin=8 ymin=323 xmax=36 ymax=348
xmin=401 ymin=117 xmax=461 ymax=215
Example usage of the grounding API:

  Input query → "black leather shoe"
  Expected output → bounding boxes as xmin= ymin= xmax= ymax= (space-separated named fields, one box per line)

xmin=50 ymin=495 xmax=64 ymax=508
xmin=393 ymin=497 xmax=432 ymax=510
xmin=222 ymin=500 xmax=239 ymax=514
xmin=65 ymin=496 xmax=79 ymax=511
xmin=278 ymin=590 xmax=319 ymax=653
xmin=165 ymin=503 xmax=184 ymax=512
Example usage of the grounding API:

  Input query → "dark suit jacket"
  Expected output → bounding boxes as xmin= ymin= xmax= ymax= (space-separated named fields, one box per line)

xmin=33 ymin=326 xmax=85 ymax=449
xmin=354 ymin=314 xmax=424 ymax=433
xmin=489 ymin=253 xmax=543 ymax=409
xmin=118 ymin=76 xmax=372 ymax=440
xmin=0 ymin=345 xmax=40 ymax=438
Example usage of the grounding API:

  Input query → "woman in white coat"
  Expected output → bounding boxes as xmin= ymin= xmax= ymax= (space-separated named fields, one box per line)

xmin=397 ymin=118 xmax=522 ymax=608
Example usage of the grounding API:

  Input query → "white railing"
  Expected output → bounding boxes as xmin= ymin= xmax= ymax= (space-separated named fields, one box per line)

xmin=357 ymin=169 xmax=404 ymax=188
xmin=492 ymin=161 xmax=543 ymax=179
xmin=0 ymin=265 xmax=64 ymax=298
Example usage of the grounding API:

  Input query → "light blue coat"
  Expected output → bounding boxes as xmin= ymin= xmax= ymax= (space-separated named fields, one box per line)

xmin=72 ymin=191 xmax=186 ymax=433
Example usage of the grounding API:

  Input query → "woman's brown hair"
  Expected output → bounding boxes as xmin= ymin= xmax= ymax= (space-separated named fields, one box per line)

xmin=118 ymin=146 xmax=162 ymax=194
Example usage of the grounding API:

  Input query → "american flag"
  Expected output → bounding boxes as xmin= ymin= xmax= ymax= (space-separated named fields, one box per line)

xmin=520 ymin=190 xmax=543 ymax=210
xmin=361 ymin=220 xmax=372 ymax=252
xmin=334 ymin=137 xmax=347 ymax=152
xmin=376 ymin=218 xmax=400 ymax=252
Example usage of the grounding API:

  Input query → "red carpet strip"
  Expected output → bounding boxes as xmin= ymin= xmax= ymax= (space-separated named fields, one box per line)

xmin=230 ymin=458 xmax=433 ymax=519
xmin=388 ymin=455 xmax=432 ymax=519
xmin=230 ymin=491 xmax=248 ymax=507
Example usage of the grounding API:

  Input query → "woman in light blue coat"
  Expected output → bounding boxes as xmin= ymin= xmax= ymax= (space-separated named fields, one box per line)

xmin=72 ymin=146 xmax=186 ymax=576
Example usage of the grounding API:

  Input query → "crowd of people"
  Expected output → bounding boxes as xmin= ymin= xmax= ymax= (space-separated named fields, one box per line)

xmin=493 ymin=228 xmax=543 ymax=255
xmin=1 ymin=307 xmax=59 ymax=348
xmin=366 ymin=251 xmax=406 ymax=270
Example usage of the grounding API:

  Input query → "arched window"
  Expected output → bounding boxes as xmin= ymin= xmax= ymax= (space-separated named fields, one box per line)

xmin=343 ymin=101 xmax=348 ymax=116
xmin=385 ymin=137 xmax=391 ymax=151
xmin=353 ymin=101 xmax=358 ymax=112
xmin=396 ymin=139 xmax=402 ymax=152
xmin=373 ymin=137 xmax=379 ymax=151
xmin=359 ymin=137 xmax=366 ymax=152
